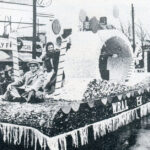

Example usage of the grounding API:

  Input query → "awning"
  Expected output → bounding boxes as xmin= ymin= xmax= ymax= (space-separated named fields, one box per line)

xmin=0 ymin=50 xmax=13 ymax=62
xmin=18 ymin=53 xmax=42 ymax=62
xmin=0 ymin=50 xmax=42 ymax=63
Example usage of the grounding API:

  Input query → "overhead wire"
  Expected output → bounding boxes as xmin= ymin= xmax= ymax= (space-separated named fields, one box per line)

xmin=0 ymin=1 xmax=44 ymax=7
xmin=0 ymin=2 xmax=54 ymax=35
xmin=0 ymin=6 xmax=54 ymax=18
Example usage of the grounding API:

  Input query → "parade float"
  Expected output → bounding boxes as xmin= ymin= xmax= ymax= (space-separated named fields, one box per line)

xmin=0 ymin=2 xmax=150 ymax=150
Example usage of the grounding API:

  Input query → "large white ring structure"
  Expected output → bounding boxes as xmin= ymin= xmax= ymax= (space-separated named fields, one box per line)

xmin=56 ymin=29 xmax=133 ymax=100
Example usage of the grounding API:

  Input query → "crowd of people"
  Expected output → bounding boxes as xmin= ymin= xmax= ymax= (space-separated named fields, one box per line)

xmin=0 ymin=40 xmax=67 ymax=103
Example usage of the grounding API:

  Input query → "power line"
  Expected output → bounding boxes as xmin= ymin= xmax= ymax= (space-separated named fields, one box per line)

xmin=37 ymin=14 xmax=54 ymax=18
xmin=0 ymin=7 xmax=54 ymax=18
xmin=17 ymin=25 xmax=33 ymax=29
xmin=0 ymin=6 xmax=32 ymax=13
xmin=0 ymin=20 xmax=45 ymax=26
xmin=37 ymin=13 xmax=54 ymax=17
xmin=0 ymin=0 xmax=44 ymax=7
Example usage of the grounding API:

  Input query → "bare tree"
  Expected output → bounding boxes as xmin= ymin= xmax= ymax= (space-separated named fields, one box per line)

xmin=119 ymin=20 xmax=132 ymax=41
xmin=146 ymin=32 xmax=150 ymax=41
xmin=135 ymin=22 xmax=147 ymax=49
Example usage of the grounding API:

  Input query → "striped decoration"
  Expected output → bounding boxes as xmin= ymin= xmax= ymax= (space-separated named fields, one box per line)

xmin=54 ymin=40 xmax=68 ymax=96
xmin=126 ymin=59 xmax=135 ymax=82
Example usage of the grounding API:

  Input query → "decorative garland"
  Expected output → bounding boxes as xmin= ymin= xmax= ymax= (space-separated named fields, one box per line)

xmin=83 ymin=79 xmax=147 ymax=102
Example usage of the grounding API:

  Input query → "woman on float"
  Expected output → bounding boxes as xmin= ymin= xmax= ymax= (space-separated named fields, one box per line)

xmin=42 ymin=42 xmax=55 ymax=95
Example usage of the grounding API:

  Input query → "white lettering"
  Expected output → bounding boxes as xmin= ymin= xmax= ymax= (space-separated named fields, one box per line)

xmin=136 ymin=96 xmax=142 ymax=106
xmin=112 ymin=103 xmax=117 ymax=114
xmin=112 ymin=100 xmax=128 ymax=114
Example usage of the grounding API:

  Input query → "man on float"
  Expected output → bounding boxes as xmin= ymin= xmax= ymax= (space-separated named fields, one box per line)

xmin=0 ymin=59 xmax=44 ymax=102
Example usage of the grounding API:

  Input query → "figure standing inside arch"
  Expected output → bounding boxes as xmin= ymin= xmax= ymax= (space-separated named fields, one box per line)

xmin=42 ymin=42 xmax=55 ymax=94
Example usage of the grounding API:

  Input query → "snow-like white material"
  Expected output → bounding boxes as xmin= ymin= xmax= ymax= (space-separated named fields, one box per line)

xmin=71 ymin=130 xmax=78 ymax=147
xmin=56 ymin=29 xmax=133 ymax=101
xmin=1 ymin=102 xmax=150 ymax=150
xmin=58 ymin=136 xmax=67 ymax=150
xmin=79 ymin=127 xmax=88 ymax=145
xmin=93 ymin=103 xmax=150 ymax=140
xmin=47 ymin=137 xmax=59 ymax=150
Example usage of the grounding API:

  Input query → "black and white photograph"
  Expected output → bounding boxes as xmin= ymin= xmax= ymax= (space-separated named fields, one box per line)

xmin=0 ymin=0 xmax=150 ymax=150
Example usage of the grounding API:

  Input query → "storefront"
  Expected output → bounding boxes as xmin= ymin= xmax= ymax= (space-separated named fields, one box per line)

xmin=0 ymin=37 xmax=13 ymax=68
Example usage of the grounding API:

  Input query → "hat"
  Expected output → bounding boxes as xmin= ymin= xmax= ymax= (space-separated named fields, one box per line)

xmin=5 ymin=65 xmax=12 ymax=71
xmin=27 ymin=59 xmax=40 ymax=68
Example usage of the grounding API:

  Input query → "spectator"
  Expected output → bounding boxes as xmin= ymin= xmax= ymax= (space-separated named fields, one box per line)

xmin=0 ymin=69 xmax=7 ymax=95
xmin=5 ymin=66 xmax=14 ymax=84
xmin=0 ymin=59 xmax=44 ymax=103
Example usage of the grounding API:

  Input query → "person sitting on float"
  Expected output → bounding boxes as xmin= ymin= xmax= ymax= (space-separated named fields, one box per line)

xmin=5 ymin=65 xmax=14 ymax=83
xmin=43 ymin=37 xmax=65 ymax=96
xmin=42 ymin=42 xmax=55 ymax=94
xmin=0 ymin=59 xmax=44 ymax=102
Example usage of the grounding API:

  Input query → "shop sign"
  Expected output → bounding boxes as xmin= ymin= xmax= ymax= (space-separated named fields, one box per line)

xmin=0 ymin=38 xmax=12 ymax=50
xmin=19 ymin=40 xmax=32 ymax=52
xmin=18 ymin=40 xmax=42 ymax=53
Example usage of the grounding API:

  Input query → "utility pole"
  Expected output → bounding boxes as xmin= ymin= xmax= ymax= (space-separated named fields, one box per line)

xmin=32 ymin=0 xmax=37 ymax=59
xmin=131 ymin=4 xmax=135 ymax=53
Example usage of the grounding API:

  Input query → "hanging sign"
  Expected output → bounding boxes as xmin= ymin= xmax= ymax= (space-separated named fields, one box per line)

xmin=61 ymin=105 xmax=71 ymax=114
xmin=138 ymin=89 xmax=142 ymax=95
xmin=88 ymin=101 xmax=95 ymax=108
xmin=101 ymin=97 xmax=108 ymax=105
xmin=126 ymin=92 xmax=131 ymax=98
xmin=79 ymin=9 xmax=87 ymax=22
xmin=112 ymin=100 xmax=128 ymax=114
xmin=71 ymin=102 xmax=80 ymax=112
xmin=136 ymin=96 xmax=142 ymax=106
xmin=89 ymin=17 xmax=99 ymax=33
xmin=117 ymin=94 xmax=123 ymax=101
xmin=113 ymin=5 xmax=119 ymax=18
xmin=52 ymin=19 xmax=61 ymax=35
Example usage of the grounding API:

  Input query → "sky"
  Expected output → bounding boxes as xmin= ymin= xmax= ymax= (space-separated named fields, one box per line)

xmin=0 ymin=0 xmax=149 ymax=38
xmin=47 ymin=0 xmax=150 ymax=28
